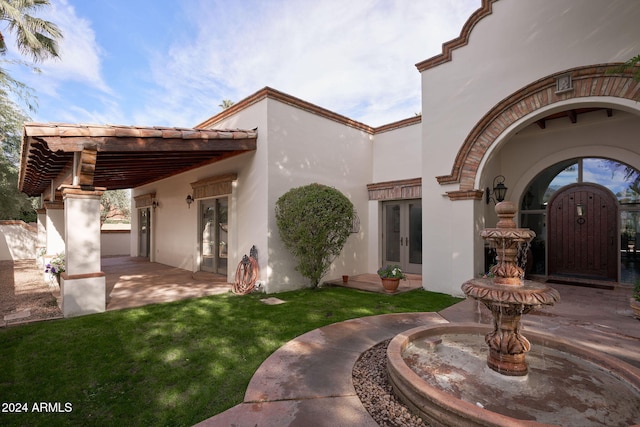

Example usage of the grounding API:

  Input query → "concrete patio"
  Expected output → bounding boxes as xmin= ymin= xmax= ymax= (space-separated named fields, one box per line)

xmin=104 ymin=256 xmax=233 ymax=311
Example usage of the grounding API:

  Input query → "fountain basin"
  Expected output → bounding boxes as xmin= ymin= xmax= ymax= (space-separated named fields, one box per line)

xmin=387 ymin=323 xmax=640 ymax=427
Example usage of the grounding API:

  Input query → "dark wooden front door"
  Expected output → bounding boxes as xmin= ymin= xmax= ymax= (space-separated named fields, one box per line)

xmin=548 ymin=183 xmax=618 ymax=281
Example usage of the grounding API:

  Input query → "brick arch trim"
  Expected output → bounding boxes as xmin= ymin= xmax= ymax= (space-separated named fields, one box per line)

xmin=438 ymin=64 xmax=640 ymax=200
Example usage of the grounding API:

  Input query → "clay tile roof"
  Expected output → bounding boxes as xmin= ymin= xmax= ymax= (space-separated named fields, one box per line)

xmin=19 ymin=122 xmax=257 ymax=196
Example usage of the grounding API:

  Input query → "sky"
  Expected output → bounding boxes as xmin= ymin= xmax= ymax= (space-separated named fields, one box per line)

xmin=4 ymin=0 xmax=480 ymax=128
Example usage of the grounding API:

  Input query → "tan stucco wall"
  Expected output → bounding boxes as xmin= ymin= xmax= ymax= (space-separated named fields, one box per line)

xmin=263 ymin=98 xmax=373 ymax=291
xmin=420 ymin=0 xmax=640 ymax=295
xmin=368 ymin=122 xmax=422 ymax=272
xmin=133 ymin=95 xmax=378 ymax=293
xmin=373 ymin=123 xmax=421 ymax=183
xmin=0 ymin=222 xmax=36 ymax=260
xmin=132 ymin=100 xmax=268 ymax=281
xmin=101 ymin=230 xmax=131 ymax=257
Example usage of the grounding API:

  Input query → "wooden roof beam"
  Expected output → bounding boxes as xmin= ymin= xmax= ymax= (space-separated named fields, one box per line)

xmin=77 ymin=148 xmax=97 ymax=187
xmin=42 ymin=136 xmax=256 ymax=153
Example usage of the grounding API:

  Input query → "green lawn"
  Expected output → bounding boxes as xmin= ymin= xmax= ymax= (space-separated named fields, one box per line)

xmin=0 ymin=287 xmax=461 ymax=426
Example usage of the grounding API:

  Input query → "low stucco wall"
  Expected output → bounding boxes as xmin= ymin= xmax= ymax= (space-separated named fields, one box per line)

xmin=0 ymin=221 xmax=37 ymax=260
xmin=0 ymin=221 xmax=131 ymax=260
xmin=101 ymin=229 xmax=131 ymax=256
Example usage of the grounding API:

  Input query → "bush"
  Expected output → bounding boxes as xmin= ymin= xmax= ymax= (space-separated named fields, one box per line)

xmin=275 ymin=183 xmax=354 ymax=287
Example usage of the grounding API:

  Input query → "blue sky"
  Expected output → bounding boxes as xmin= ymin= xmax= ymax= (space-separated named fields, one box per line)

xmin=5 ymin=0 xmax=480 ymax=128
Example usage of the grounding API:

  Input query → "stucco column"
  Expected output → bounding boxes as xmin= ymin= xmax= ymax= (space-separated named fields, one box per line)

xmin=60 ymin=186 xmax=106 ymax=317
xmin=43 ymin=201 xmax=65 ymax=281
xmin=35 ymin=208 xmax=46 ymax=268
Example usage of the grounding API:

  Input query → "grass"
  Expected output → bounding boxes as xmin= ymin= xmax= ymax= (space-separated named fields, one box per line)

xmin=0 ymin=287 xmax=461 ymax=426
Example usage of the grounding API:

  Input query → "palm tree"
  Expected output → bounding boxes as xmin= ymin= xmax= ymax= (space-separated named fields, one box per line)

xmin=0 ymin=0 xmax=62 ymax=61
xmin=219 ymin=99 xmax=234 ymax=110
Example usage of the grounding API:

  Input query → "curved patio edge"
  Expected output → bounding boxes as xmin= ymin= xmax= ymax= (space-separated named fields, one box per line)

xmin=193 ymin=312 xmax=449 ymax=427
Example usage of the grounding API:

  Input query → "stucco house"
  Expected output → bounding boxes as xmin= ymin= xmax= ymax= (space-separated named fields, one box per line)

xmin=18 ymin=0 xmax=640 ymax=317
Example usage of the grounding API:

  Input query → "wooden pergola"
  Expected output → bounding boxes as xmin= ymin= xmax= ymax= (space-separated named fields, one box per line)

xmin=19 ymin=123 xmax=257 ymax=198
xmin=18 ymin=122 xmax=257 ymax=317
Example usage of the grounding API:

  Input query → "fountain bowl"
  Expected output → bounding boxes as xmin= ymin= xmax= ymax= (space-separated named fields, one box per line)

xmin=387 ymin=323 xmax=640 ymax=427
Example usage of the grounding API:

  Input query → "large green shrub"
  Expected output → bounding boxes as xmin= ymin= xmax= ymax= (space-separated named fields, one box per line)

xmin=275 ymin=183 xmax=354 ymax=287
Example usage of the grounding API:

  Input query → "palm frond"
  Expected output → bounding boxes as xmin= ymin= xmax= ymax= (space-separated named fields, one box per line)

xmin=0 ymin=0 xmax=62 ymax=61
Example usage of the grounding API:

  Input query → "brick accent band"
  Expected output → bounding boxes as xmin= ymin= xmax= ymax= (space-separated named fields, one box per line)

xmin=367 ymin=178 xmax=421 ymax=201
xmin=437 ymin=64 xmax=640 ymax=201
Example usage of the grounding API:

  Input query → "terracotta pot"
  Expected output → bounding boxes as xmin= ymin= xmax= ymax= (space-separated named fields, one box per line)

xmin=342 ymin=275 xmax=349 ymax=284
xmin=631 ymin=298 xmax=640 ymax=320
xmin=381 ymin=277 xmax=400 ymax=293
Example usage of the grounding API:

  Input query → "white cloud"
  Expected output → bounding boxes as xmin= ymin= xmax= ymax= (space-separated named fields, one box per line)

xmin=5 ymin=0 xmax=110 ymax=99
xmin=142 ymin=0 xmax=480 ymax=127
xmin=51 ymin=93 xmax=126 ymax=125
xmin=44 ymin=0 xmax=110 ymax=93
xmin=9 ymin=0 xmax=479 ymax=127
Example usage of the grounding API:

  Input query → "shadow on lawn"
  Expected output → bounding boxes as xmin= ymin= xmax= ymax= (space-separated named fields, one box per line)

xmin=0 ymin=287 xmax=459 ymax=426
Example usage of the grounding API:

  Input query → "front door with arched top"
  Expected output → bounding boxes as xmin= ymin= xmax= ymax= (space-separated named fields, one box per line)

xmin=548 ymin=183 xmax=618 ymax=281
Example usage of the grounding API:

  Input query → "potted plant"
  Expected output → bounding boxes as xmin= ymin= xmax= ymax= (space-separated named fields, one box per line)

xmin=45 ymin=253 xmax=65 ymax=286
xmin=631 ymin=281 xmax=640 ymax=320
xmin=377 ymin=265 xmax=406 ymax=293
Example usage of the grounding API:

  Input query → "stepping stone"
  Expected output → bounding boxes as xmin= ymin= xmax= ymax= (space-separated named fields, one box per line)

xmin=260 ymin=297 xmax=286 ymax=305
xmin=4 ymin=309 xmax=31 ymax=321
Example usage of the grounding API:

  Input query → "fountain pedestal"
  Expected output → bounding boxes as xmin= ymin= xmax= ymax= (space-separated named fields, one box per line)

xmin=485 ymin=302 xmax=532 ymax=375
xmin=385 ymin=202 xmax=640 ymax=426
xmin=461 ymin=201 xmax=559 ymax=376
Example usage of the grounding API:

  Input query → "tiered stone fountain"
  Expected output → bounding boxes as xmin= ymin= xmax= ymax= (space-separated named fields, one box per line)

xmin=460 ymin=201 xmax=559 ymax=376
xmin=386 ymin=202 xmax=640 ymax=426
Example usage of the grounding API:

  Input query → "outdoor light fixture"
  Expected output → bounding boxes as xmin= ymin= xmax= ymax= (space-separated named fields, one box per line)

xmin=152 ymin=200 xmax=159 ymax=210
xmin=186 ymin=194 xmax=194 ymax=208
xmin=486 ymin=175 xmax=508 ymax=205
xmin=576 ymin=204 xmax=585 ymax=224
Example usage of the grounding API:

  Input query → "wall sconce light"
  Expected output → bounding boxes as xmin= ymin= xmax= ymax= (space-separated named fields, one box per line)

xmin=186 ymin=194 xmax=193 ymax=208
xmin=152 ymin=200 xmax=159 ymax=210
xmin=486 ymin=175 xmax=508 ymax=205
xmin=576 ymin=204 xmax=585 ymax=224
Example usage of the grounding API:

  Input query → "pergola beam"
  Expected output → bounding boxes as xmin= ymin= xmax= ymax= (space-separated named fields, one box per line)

xmin=19 ymin=123 xmax=258 ymax=197
xmin=43 ymin=136 xmax=256 ymax=153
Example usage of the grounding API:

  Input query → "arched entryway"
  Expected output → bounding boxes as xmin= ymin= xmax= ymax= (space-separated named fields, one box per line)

xmin=438 ymin=64 xmax=640 ymax=200
xmin=520 ymin=158 xmax=640 ymax=285
xmin=547 ymin=183 xmax=618 ymax=281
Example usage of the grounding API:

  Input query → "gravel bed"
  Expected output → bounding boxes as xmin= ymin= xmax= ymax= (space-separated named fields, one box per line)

xmin=352 ymin=339 xmax=428 ymax=427
xmin=0 ymin=259 xmax=62 ymax=325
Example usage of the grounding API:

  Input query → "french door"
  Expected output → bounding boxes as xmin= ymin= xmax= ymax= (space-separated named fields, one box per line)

xmin=138 ymin=208 xmax=150 ymax=258
xmin=548 ymin=183 xmax=617 ymax=281
xmin=382 ymin=200 xmax=422 ymax=274
xmin=200 ymin=197 xmax=228 ymax=275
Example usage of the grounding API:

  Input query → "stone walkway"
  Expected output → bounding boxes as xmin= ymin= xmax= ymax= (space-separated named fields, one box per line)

xmin=195 ymin=282 xmax=639 ymax=426
xmin=195 ymin=312 xmax=448 ymax=427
